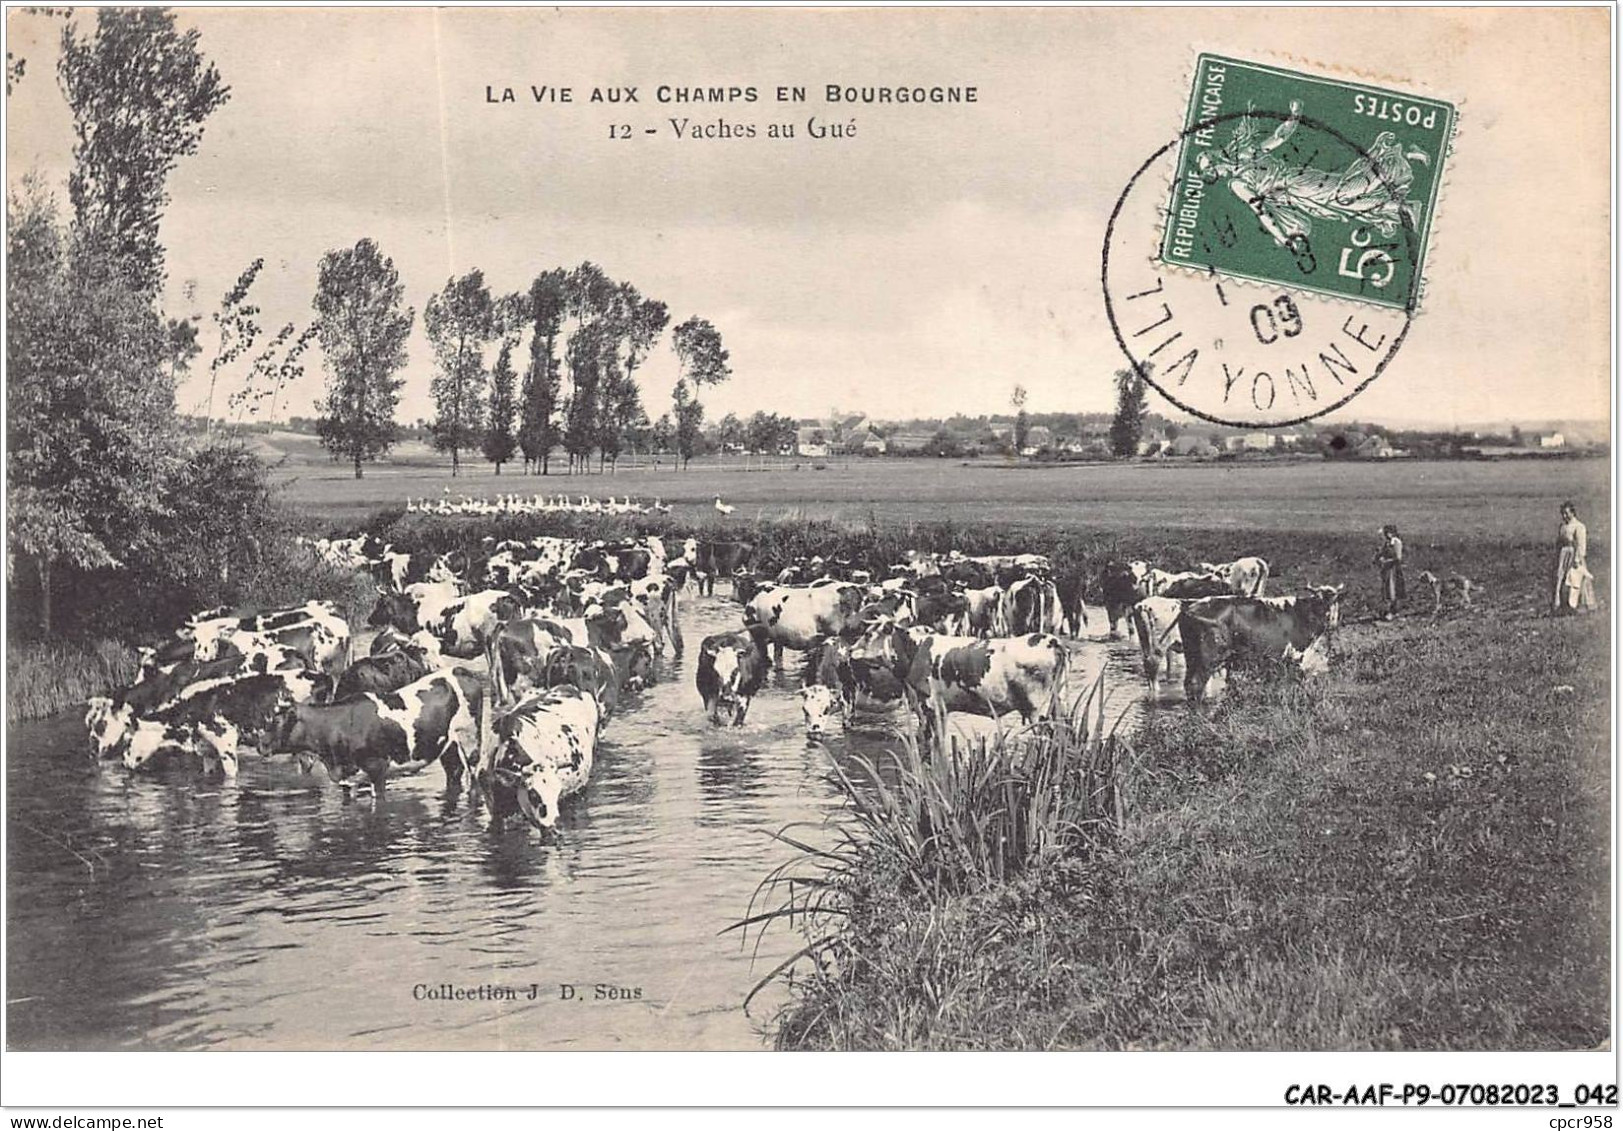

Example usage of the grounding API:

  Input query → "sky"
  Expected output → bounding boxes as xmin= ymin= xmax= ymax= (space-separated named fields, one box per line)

xmin=4 ymin=7 xmax=1612 ymax=430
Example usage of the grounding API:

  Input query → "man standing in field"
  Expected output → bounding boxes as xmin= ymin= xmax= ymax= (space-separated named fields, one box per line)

xmin=1374 ymin=524 xmax=1405 ymax=620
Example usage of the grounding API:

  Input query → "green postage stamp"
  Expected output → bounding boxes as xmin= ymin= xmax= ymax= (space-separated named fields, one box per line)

xmin=1161 ymin=54 xmax=1456 ymax=309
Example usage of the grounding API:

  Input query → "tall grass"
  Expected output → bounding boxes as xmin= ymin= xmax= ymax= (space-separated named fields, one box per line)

xmin=729 ymin=672 xmax=1129 ymax=1040
xmin=8 ymin=638 xmax=138 ymax=723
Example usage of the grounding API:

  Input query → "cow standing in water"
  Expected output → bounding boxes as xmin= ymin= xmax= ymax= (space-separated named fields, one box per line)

xmin=696 ymin=625 xmax=772 ymax=726
xmin=850 ymin=619 xmax=1070 ymax=733
xmin=483 ymin=685 xmax=603 ymax=833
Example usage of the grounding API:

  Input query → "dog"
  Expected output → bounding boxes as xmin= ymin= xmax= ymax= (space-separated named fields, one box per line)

xmin=1418 ymin=570 xmax=1478 ymax=617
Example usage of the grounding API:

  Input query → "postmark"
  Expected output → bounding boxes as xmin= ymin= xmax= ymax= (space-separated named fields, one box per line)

xmin=1103 ymin=54 xmax=1458 ymax=428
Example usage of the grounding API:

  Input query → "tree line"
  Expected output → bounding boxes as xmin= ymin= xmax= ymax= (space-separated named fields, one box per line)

xmin=314 ymin=255 xmax=733 ymax=479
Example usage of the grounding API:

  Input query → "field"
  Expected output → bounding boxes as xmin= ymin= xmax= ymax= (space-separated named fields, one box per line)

xmin=268 ymin=432 xmax=1609 ymax=546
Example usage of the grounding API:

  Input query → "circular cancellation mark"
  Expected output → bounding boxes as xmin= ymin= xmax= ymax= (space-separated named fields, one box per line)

xmin=1102 ymin=108 xmax=1422 ymax=429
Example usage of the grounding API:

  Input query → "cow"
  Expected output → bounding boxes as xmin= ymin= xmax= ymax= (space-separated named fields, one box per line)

xmin=492 ymin=601 xmax=655 ymax=702
xmin=692 ymin=540 xmax=754 ymax=597
xmin=532 ymin=644 xmax=622 ymax=719
xmin=123 ymin=668 xmax=331 ymax=776
xmin=84 ymin=652 xmax=300 ymax=760
xmin=333 ymin=644 xmax=435 ymax=700
xmin=492 ymin=618 xmax=573 ymax=703
xmin=423 ymin=589 xmax=523 ymax=673
xmin=1418 ymin=570 xmax=1478 ymax=617
xmin=268 ymin=668 xmax=484 ymax=793
xmin=1177 ymin=586 xmax=1344 ymax=703
xmin=1001 ymin=576 xmax=1065 ymax=636
xmin=366 ymin=580 xmax=463 ymax=635
xmin=1130 ymin=595 xmax=1185 ymax=688
xmin=850 ymin=622 xmax=1071 ymax=733
xmin=743 ymin=581 xmax=867 ymax=666
xmin=1099 ymin=562 xmax=1149 ymax=639
xmin=1158 ymin=574 xmax=1233 ymax=600
xmin=190 ymin=601 xmax=347 ymax=663
xmin=213 ymin=619 xmax=351 ymax=674
xmin=630 ymin=573 xmax=683 ymax=657
xmin=799 ymin=684 xmax=846 ymax=739
xmin=482 ymin=684 xmax=603 ymax=833
xmin=1053 ymin=572 xmax=1091 ymax=637
xmin=1199 ymin=556 xmax=1271 ymax=597
xmin=957 ymin=584 xmax=1005 ymax=638
xmin=696 ymin=624 xmax=772 ymax=726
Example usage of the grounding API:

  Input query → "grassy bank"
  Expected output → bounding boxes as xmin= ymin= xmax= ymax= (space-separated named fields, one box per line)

xmin=763 ymin=555 xmax=1609 ymax=1050
xmin=7 ymin=639 xmax=140 ymax=724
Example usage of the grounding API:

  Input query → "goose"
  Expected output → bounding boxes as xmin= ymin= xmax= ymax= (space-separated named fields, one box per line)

xmin=714 ymin=496 xmax=735 ymax=516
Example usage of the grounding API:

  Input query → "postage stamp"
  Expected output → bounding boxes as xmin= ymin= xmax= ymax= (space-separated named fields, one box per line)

xmin=1160 ymin=54 xmax=1457 ymax=309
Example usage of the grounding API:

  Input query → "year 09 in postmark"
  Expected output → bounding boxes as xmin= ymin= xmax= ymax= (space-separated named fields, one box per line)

xmin=1103 ymin=54 xmax=1458 ymax=427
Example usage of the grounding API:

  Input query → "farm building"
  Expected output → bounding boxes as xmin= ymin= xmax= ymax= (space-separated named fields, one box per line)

xmin=795 ymin=426 xmax=829 ymax=458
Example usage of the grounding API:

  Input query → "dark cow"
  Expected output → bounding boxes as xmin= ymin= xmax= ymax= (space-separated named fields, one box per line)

xmin=692 ymin=540 xmax=755 ymax=597
xmin=1053 ymin=572 xmax=1090 ymax=637
xmin=268 ymin=669 xmax=484 ymax=793
xmin=696 ymin=624 xmax=771 ymax=726
xmin=1159 ymin=574 xmax=1234 ymax=600
xmin=1178 ymin=587 xmax=1344 ymax=703
xmin=1098 ymin=562 xmax=1148 ymax=638
xmin=482 ymin=684 xmax=603 ymax=833
xmin=333 ymin=645 xmax=434 ymax=700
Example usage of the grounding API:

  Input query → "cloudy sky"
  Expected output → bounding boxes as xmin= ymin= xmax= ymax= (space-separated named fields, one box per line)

xmin=5 ymin=7 xmax=1611 ymax=429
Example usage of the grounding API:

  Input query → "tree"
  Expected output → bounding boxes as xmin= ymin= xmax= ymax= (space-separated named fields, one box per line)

xmin=311 ymin=239 xmax=413 ymax=479
xmin=718 ymin=412 xmax=745 ymax=452
xmin=483 ymin=339 xmax=520 ymax=474
xmin=58 ymin=7 xmax=230 ymax=296
xmin=597 ymin=283 xmax=668 ymax=472
xmin=1110 ymin=366 xmax=1149 ymax=457
xmin=7 ymin=182 xmax=177 ymax=633
xmin=424 ymin=269 xmax=496 ymax=476
xmin=1010 ymin=384 xmax=1030 ymax=454
xmin=519 ymin=268 xmax=567 ymax=474
xmin=670 ymin=316 xmax=731 ymax=470
xmin=672 ymin=380 xmax=705 ymax=470
xmin=205 ymin=259 xmax=263 ymax=436
xmin=651 ymin=413 xmax=674 ymax=454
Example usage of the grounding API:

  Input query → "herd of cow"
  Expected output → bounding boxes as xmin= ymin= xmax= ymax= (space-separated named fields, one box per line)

xmin=80 ymin=530 xmax=1345 ymax=835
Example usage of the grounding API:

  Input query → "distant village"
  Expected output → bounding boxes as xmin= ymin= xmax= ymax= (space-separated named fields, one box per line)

xmin=739 ymin=411 xmax=1610 ymax=463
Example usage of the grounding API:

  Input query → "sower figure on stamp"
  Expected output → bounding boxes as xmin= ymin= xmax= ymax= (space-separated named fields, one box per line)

xmin=1552 ymin=501 xmax=1596 ymax=615
xmin=1374 ymin=524 xmax=1405 ymax=620
xmin=1195 ymin=100 xmax=1431 ymax=254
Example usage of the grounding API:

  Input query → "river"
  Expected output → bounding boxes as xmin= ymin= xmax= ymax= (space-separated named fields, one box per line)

xmin=6 ymin=595 xmax=1166 ymax=1050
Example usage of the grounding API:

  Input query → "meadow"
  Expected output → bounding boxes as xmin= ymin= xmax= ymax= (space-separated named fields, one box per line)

xmin=267 ymin=432 xmax=1608 ymax=548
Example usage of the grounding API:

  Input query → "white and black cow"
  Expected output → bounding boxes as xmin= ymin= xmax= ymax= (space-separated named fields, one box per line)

xmin=1177 ymin=586 xmax=1344 ymax=703
xmin=743 ymin=581 xmax=867 ymax=666
xmin=850 ymin=621 xmax=1070 ymax=729
xmin=696 ymin=624 xmax=772 ymax=726
xmin=1000 ymin=576 xmax=1065 ymax=636
xmin=482 ymin=684 xmax=603 ymax=833
xmin=122 ymin=668 xmax=331 ymax=776
xmin=1130 ymin=595 xmax=1185 ymax=688
xmin=268 ymin=668 xmax=484 ymax=793
xmin=85 ymin=651 xmax=303 ymax=760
